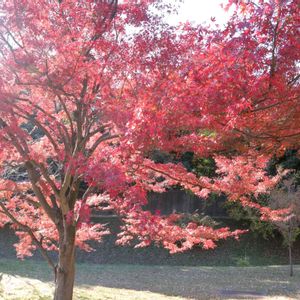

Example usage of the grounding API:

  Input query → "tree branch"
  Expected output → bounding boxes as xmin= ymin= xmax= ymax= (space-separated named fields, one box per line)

xmin=0 ymin=202 xmax=56 ymax=272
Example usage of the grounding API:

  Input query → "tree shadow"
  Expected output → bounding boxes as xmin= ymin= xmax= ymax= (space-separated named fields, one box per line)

xmin=0 ymin=259 xmax=300 ymax=299
xmin=74 ymin=264 xmax=300 ymax=299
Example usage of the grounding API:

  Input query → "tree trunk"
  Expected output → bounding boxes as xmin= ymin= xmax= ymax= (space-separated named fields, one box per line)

xmin=54 ymin=224 xmax=76 ymax=300
xmin=288 ymin=220 xmax=293 ymax=277
xmin=289 ymin=244 xmax=293 ymax=277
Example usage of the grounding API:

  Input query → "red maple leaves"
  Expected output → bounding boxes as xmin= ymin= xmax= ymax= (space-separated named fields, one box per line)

xmin=0 ymin=0 xmax=298 ymax=262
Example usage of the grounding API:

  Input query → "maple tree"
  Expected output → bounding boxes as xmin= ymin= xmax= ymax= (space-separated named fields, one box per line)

xmin=142 ymin=0 xmax=299 ymax=213
xmin=0 ymin=0 xmax=298 ymax=299
xmin=129 ymin=0 xmax=299 ymax=215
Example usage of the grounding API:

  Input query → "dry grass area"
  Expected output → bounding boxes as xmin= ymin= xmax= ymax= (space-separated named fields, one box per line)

xmin=0 ymin=259 xmax=299 ymax=299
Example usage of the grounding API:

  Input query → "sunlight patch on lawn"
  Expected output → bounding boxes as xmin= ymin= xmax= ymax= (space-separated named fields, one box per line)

xmin=0 ymin=274 xmax=52 ymax=300
xmin=0 ymin=273 xmax=185 ymax=300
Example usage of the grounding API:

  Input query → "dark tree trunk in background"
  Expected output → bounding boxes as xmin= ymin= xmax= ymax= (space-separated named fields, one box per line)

xmin=288 ymin=222 xmax=293 ymax=277
xmin=289 ymin=243 xmax=293 ymax=277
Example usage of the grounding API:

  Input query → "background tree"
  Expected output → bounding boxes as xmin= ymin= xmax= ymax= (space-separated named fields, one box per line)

xmin=269 ymin=178 xmax=300 ymax=276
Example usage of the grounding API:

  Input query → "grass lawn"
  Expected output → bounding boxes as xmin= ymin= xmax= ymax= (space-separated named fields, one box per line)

xmin=0 ymin=258 xmax=300 ymax=299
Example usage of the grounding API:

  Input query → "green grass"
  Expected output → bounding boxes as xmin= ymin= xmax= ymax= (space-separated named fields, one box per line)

xmin=0 ymin=258 xmax=300 ymax=299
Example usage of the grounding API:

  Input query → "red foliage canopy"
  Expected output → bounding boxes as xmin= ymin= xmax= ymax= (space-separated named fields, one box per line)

xmin=0 ymin=0 xmax=298 ymax=263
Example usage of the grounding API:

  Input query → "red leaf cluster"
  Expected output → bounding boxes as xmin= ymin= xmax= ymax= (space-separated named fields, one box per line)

xmin=0 ymin=0 xmax=298 ymax=259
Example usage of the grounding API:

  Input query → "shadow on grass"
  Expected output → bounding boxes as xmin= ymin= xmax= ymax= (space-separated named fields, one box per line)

xmin=75 ymin=264 xmax=300 ymax=299
xmin=1 ymin=258 xmax=299 ymax=299
xmin=0 ymin=258 xmax=52 ymax=282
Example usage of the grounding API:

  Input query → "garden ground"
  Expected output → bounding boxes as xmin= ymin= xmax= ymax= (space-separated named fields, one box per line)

xmin=0 ymin=258 xmax=299 ymax=299
xmin=1 ymin=222 xmax=300 ymax=299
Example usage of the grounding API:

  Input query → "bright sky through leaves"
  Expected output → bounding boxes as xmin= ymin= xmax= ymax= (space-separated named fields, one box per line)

xmin=168 ymin=0 xmax=232 ymax=25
